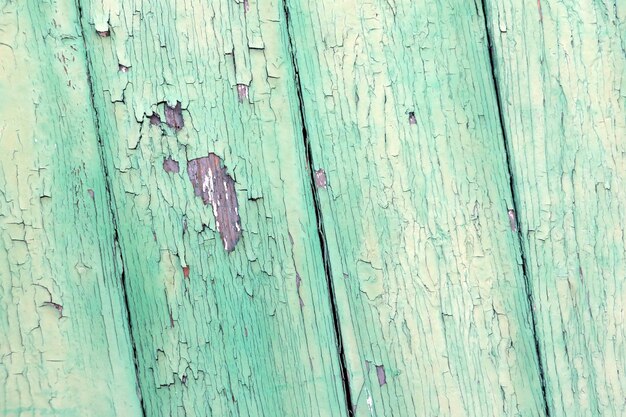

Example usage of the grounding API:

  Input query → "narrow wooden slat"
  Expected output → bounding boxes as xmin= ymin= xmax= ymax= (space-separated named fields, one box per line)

xmin=285 ymin=0 xmax=548 ymax=415
xmin=0 ymin=2 xmax=142 ymax=416
xmin=483 ymin=1 xmax=626 ymax=416
xmin=76 ymin=0 xmax=347 ymax=416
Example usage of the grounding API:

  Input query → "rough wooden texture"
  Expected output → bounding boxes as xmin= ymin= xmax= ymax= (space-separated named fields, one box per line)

xmin=0 ymin=2 xmax=142 ymax=416
xmin=76 ymin=0 xmax=347 ymax=416
xmin=286 ymin=1 xmax=548 ymax=416
xmin=483 ymin=1 xmax=626 ymax=416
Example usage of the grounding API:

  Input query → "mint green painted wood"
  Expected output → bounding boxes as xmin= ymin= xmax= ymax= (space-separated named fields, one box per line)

xmin=75 ymin=0 xmax=347 ymax=416
xmin=483 ymin=1 xmax=626 ymax=416
xmin=0 ymin=2 xmax=142 ymax=416
xmin=285 ymin=1 xmax=548 ymax=415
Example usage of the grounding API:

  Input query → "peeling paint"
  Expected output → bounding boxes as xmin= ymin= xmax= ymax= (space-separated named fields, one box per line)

xmin=187 ymin=154 xmax=242 ymax=252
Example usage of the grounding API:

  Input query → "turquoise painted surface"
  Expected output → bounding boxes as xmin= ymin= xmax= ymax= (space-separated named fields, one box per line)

xmin=1 ymin=0 xmax=624 ymax=416
xmin=0 ymin=2 xmax=142 ymax=416
xmin=483 ymin=1 xmax=626 ymax=416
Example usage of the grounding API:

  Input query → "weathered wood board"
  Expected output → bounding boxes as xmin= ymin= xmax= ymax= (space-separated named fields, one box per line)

xmin=76 ymin=0 xmax=347 ymax=416
xmin=0 ymin=2 xmax=142 ymax=416
xmin=483 ymin=1 xmax=626 ymax=416
xmin=285 ymin=0 xmax=547 ymax=416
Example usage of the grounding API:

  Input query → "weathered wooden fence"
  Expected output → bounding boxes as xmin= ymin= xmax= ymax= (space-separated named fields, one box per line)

xmin=1 ymin=0 xmax=624 ymax=416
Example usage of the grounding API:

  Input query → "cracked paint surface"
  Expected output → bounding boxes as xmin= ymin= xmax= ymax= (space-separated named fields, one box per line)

xmin=1 ymin=0 xmax=624 ymax=416
xmin=74 ymin=0 xmax=347 ymax=416
xmin=484 ymin=1 xmax=626 ymax=416
xmin=285 ymin=0 xmax=548 ymax=415
xmin=0 ymin=2 xmax=142 ymax=416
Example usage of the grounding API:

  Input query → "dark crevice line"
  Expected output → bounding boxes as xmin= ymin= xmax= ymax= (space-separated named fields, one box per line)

xmin=281 ymin=2 xmax=355 ymax=416
xmin=75 ymin=3 xmax=147 ymax=417
xmin=478 ymin=2 xmax=551 ymax=417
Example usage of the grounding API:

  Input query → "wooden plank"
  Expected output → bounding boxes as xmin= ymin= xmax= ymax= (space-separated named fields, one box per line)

xmin=0 ymin=2 xmax=143 ymax=416
xmin=285 ymin=1 xmax=549 ymax=416
xmin=76 ymin=0 xmax=347 ymax=416
xmin=482 ymin=1 xmax=626 ymax=416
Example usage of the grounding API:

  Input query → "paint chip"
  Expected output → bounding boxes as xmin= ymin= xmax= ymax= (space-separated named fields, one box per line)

xmin=408 ymin=112 xmax=417 ymax=125
xmin=149 ymin=112 xmax=161 ymax=126
xmin=187 ymin=154 xmax=242 ymax=252
xmin=97 ymin=29 xmax=110 ymax=37
xmin=237 ymin=84 xmax=249 ymax=103
xmin=164 ymin=101 xmax=184 ymax=131
xmin=182 ymin=266 xmax=190 ymax=279
xmin=376 ymin=365 xmax=386 ymax=386
xmin=314 ymin=169 xmax=327 ymax=188
xmin=163 ymin=157 xmax=180 ymax=173
xmin=118 ymin=64 xmax=130 ymax=73
xmin=508 ymin=209 xmax=518 ymax=232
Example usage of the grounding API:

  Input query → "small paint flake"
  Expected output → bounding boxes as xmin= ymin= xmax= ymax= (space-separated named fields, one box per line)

xmin=118 ymin=64 xmax=130 ymax=73
xmin=87 ymin=189 xmax=94 ymax=199
xmin=408 ymin=111 xmax=417 ymax=125
xmin=182 ymin=266 xmax=190 ymax=278
xmin=163 ymin=157 xmax=180 ymax=173
xmin=237 ymin=84 xmax=249 ymax=103
xmin=314 ymin=169 xmax=327 ymax=188
xmin=508 ymin=209 xmax=518 ymax=232
xmin=243 ymin=0 xmax=250 ymax=12
xmin=97 ymin=30 xmax=110 ymax=37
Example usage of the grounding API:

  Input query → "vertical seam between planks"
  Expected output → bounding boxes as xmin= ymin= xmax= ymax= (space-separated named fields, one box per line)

xmin=74 ymin=2 xmax=147 ymax=416
xmin=281 ymin=1 xmax=355 ymax=416
xmin=478 ymin=2 xmax=551 ymax=417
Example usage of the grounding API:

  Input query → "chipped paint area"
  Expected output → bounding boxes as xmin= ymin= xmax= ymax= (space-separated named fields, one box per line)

xmin=187 ymin=154 xmax=242 ymax=252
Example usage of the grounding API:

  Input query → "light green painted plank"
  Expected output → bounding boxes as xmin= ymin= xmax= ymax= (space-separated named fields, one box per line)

xmin=286 ymin=1 xmax=547 ymax=416
xmin=483 ymin=1 xmax=626 ymax=416
xmin=0 ymin=2 xmax=142 ymax=416
xmin=76 ymin=0 xmax=347 ymax=416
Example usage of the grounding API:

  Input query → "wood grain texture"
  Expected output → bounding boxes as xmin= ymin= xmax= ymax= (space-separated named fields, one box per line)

xmin=76 ymin=0 xmax=347 ymax=416
xmin=0 ymin=2 xmax=142 ymax=416
xmin=285 ymin=0 xmax=548 ymax=415
xmin=483 ymin=1 xmax=626 ymax=416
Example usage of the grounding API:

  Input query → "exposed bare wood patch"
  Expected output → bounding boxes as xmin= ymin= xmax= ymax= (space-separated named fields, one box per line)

xmin=164 ymin=101 xmax=184 ymax=130
xmin=187 ymin=154 xmax=242 ymax=252
xmin=163 ymin=157 xmax=179 ymax=174
xmin=376 ymin=365 xmax=386 ymax=386
xmin=149 ymin=112 xmax=161 ymax=126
